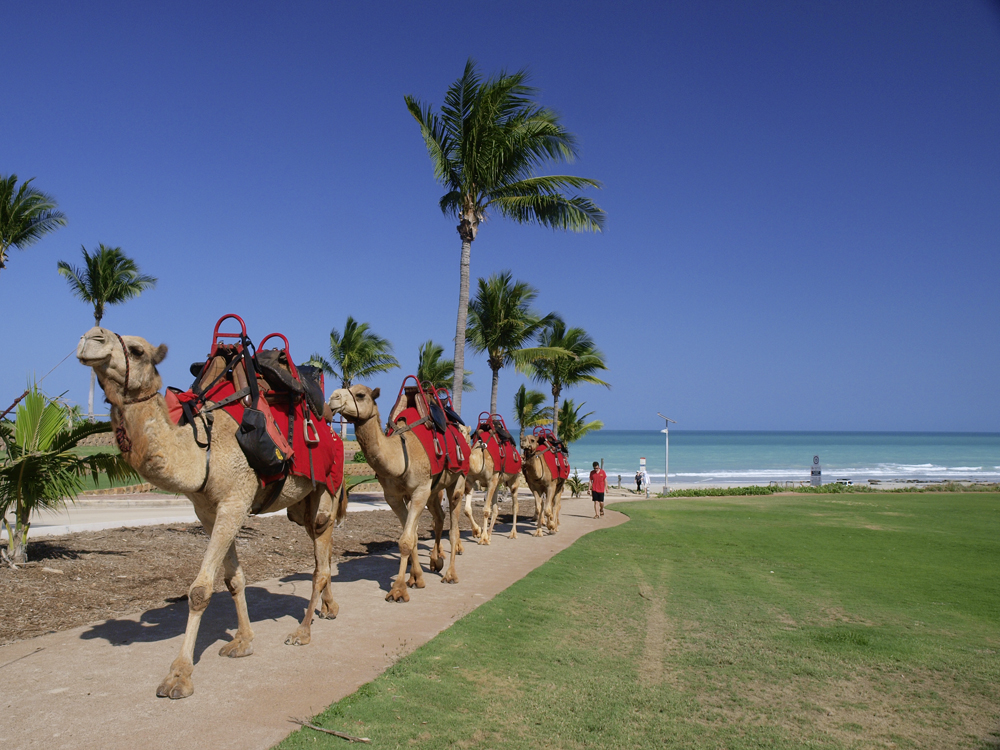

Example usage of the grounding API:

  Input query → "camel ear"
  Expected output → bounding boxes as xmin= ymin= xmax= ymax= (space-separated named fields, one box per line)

xmin=152 ymin=344 xmax=168 ymax=364
xmin=371 ymin=387 xmax=380 ymax=401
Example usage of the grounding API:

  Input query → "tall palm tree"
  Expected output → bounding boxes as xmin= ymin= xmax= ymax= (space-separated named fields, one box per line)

xmin=550 ymin=399 xmax=603 ymax=445
xmin=416 ymin=340 xmax=474 ymax=393
xmin=527 ymin=320 xmax=610 ymax=439
xmin=406 ymin=58 xmax=605 ymax=415
xmin=57 ymin=245 xmax=157 ymax=418
xmin=512 ymin=384 xmax=548 ymax=446
xmin=466 ymin=271 xmax=562 ymax=415
xmin=307 ymin=316 xmax=400 ymax=437
xmin=0 ymin=174 xmax=68 ymax=274
xmin=0 ymin=386 xmax=135 ymax=564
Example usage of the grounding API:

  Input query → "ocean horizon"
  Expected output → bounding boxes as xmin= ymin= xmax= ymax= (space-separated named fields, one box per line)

xmin=563 ymin=430 xmax=1000 ymax=486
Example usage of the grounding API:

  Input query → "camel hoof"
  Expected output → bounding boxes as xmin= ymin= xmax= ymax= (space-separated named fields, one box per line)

xmin=318 ymin=602 xmax=339 ymax=620
xmin=532 ymin=530 xmax=544 ymax=537
xmin=218 ymin=638 xmax=254 ymax=658
xmin=406 ymin=574 xmax=426 ymax=589
xmin=429 ymin=556 xmax=445 ymax=573
xmin=284 ymin=629 xmax=312 ymax=646
xmin=386 ymin=587 xmax=410 ymax=603
xmin=441 ymin=570 xmax=459 ymax=584
xmin=471 ymin=528 xmax=481 ymax=539
xmin=456 ymin=541 xmax=465 ymax=555
xmin=477 ymin=535 xmax=490 ymax=546
xmin=156 ymin=673 xmax=193 ymax=700
xmin=509 ymin=531 xmax=517 ymax=540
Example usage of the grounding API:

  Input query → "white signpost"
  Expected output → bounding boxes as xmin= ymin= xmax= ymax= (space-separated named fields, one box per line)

xmin=811 ymin=455 xmax=822 ymax=487
xmin=657 ymin=412 xmax=676 ymax=494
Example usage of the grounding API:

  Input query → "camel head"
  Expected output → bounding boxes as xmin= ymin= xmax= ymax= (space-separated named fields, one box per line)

xmin=328 ymin=384 xmax=381 ymax=424
xmin=77 ymin=327 xmax=168 ymax=407
xmin=521 ymin=434 xmax=540 ymax=456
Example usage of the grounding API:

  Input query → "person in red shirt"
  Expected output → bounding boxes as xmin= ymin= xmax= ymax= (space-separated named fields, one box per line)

xmin=589 ymin=461 xmax=608 ymax=518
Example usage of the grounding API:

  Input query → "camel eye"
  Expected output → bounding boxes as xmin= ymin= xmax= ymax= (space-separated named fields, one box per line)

xmin=129 ymin=346 xmax=144 ymax=357
xmin=357 ymin=394 xmax=366 ymax=400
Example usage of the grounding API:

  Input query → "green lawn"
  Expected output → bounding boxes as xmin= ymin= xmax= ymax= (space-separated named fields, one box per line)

xmin=276 ymin=493 xmax=1000 ymax=749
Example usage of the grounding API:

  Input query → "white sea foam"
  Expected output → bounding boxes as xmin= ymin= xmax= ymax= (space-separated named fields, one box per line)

xmin=573 ymin=463 xmax=1000 ymax=483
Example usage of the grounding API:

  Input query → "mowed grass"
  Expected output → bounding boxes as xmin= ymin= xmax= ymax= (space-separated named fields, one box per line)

xmin=276 ymin=493 xmax=1000 ymax=749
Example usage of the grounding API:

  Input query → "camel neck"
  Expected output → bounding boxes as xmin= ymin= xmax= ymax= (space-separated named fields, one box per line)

xmin=352 ymin=409 xmax=404 ymax=478
xmin=111 ymin=394 xmax=209 ymax=494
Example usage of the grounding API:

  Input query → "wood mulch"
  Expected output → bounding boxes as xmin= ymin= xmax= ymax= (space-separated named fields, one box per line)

xmin=0 ymin=499 xmax=521 ymax=647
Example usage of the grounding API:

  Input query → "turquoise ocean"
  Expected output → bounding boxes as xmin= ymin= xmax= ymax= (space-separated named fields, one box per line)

xmin=566 ymin=431 xmax=1000 ymax=486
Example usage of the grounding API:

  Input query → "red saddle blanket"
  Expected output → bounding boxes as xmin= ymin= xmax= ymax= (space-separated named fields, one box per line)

xmin=171 ymin=380 xmax=344 ymax=495
xmin=538 ymin=444 xmax=571 ymax=481
xmin=475 ymin=432 xmax=522 ymax=475
xmin=389 ymin=406 xmax=470 ymax=476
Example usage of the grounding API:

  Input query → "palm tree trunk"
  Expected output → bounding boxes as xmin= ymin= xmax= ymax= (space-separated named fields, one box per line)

xmin=490 ymin=367 xmax=500 ymax=416
xmin=89 ymin=311 xmax=101 ymax=421
xmin=452 ymin=229 xmax=473 ymax=416
xmin=552 ymin=386 xmax=560 ymax=439
xmin=88 ymin=371 xmax=96 ymax=421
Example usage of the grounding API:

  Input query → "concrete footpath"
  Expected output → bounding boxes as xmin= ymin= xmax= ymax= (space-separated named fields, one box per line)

xmin=0 ymin=496 xmax=628 ymax=750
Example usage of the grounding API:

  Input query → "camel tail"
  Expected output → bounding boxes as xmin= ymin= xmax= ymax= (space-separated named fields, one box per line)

xmin=335 ymin=483 xmax=349 ymax=527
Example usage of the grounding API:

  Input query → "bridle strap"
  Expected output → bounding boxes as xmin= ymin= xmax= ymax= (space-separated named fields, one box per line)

xmin=110 ymin=332 xmax=159 ymax=453
xmin=112 ymin=332 xmax=159 ymax=405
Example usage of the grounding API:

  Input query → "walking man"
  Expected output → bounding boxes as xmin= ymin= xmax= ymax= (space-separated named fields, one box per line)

xmin=590 ymin=461 xmax=607 ymax=518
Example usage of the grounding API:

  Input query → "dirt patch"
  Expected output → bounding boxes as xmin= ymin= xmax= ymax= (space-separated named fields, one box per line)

xmin=0 ymin=499 xmax=515 ymax=647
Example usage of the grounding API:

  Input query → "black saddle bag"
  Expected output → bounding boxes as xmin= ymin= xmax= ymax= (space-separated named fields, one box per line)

xmin=235 ymin=343 xmax=292 ymax=476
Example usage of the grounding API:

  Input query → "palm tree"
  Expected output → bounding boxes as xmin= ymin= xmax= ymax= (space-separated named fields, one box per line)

xmin=416 ymin=340 xmax=474 ymax=393
xmin=512 ymin=384 xmax=548 ymax=446
xmin=527 ymin=320 xmax=610 ymax=439
xmin=0 ymin=387 xmax=136 ymax=564
xmin=0 ymin=174 xmax=68 ymax=274
xmin=466 ymin=271 xmax=564 ymax=416
xmin=406 ymin=58 xmax=605 ymax=415
xmin=550 ymin=399 xmax=603 ymax=445
xmin=307 ymin=316 xmax=400 ymax=437
xmin=57 ymin=245 xmax=157 ymax=419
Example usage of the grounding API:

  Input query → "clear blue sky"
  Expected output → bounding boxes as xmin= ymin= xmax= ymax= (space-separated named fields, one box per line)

xmin=3 ymin=1 xmax=998 ymax=431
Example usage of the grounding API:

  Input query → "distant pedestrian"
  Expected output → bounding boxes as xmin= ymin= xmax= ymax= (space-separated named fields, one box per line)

xmin=640 ymin=469 xmax=650 ymax=497
xmin=635 ymin=470 xmax=642 ymax=493
xmin=590 ymin=461 xmax=607 ymax=518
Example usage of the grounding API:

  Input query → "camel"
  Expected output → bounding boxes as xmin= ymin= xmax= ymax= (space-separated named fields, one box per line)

xmin=328 ymin=384 xmax=465 ymax=602
xmin=461 ymin=425 xmax=522 ymax=544
xmin=520 ymin=434 xmax=567 ymax=536
xmin=77 ymin=327 xmax=342 ymax=700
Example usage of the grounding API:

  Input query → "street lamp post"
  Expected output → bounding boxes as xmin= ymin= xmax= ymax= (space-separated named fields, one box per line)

xmin=657 ymin=412 xmax=676 ymax=494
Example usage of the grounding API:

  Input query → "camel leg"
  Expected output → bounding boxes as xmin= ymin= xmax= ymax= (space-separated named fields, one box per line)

xmin=479 ymin=474 xmax=500 ymax=545
xmin=318 ymin=486 xmax=342 ymax=619
xmin=547 ymin=481 xmax=564 ymax=533
xmin=427 ymin=490 xmax=447 ymax=572
xmin=157 ymin=500 xmax=248 ymax=699
xmin=508 ymin=477 xmax=520 ymax=540
xmin=387 ymin=490 xmax=428 ymax=602
xmin=532 ymin=488 xmax=546 ymax=537
xmin=286 ymin=488 xmax=337 ymax=646
xmin=463 ymin=485 xmax=482 ymax=539
xmin=441 ymin=477 xmax=463 ymax=584
xmin=217 ymin=539 xmax=254 ymax=658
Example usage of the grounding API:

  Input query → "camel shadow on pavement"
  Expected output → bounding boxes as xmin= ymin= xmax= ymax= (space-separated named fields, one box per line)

xmin=78 ymin=585 xmax=308 ymax=663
